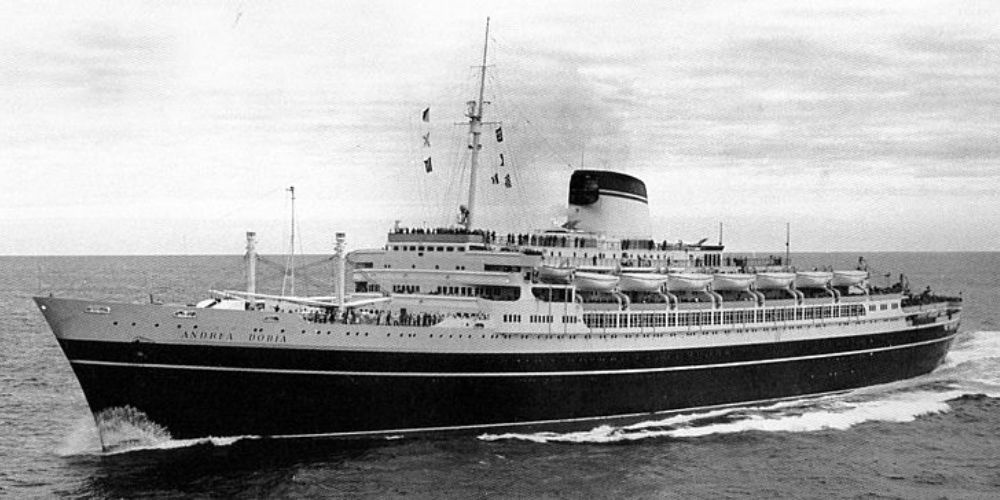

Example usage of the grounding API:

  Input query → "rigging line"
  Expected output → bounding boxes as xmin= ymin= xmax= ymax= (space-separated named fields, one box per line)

xmin=261 ymin=255 xmax=336 ymax=276
xmin=442 ymin=149 xmax=464 ymax=225
xmin=453 ymin=150 xmax=472 ymax=226
xmin=486 ymin=52 xmax=578 ymax=172
xmin=295 ymin=217 xmax=305 ymax=259
xmin=409 ymin=107 xmax=430 ymax=225
xmin=440 ymin=119 xmax=468 ymax=225
xmin=251 ymin=263 xmax=333 ymax=295
xmin=285 ymin=271 xmax=332 ymax=292
xmin=486 ymin=72 xmax=536 ymax=232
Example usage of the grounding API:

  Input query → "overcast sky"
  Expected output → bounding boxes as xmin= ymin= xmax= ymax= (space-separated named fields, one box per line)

xmin=2 ymin=0 xmax=998 ymax=255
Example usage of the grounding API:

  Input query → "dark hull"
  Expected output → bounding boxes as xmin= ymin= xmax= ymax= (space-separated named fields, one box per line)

xmin=60 ymin=324 xmax=955 ymax=439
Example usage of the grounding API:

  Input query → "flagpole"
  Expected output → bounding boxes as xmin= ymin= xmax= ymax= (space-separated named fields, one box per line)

xmin=785 ymin=222 xmax=790 ymax=268
xmin=464 ymin=17 xmax=490 ymax=230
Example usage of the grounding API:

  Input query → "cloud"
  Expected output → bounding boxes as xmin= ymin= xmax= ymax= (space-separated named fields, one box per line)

xmin=27 ymin=24 xmax=173 ymax=103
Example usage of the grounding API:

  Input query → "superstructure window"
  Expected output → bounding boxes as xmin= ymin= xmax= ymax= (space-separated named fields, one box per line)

xmin=531 ymin=287 xmax=570 ymax=302
xmin=485 ymin=264 xmax=523 ymax=272
xmin=477 ymin=285 xmax=520 ymax=301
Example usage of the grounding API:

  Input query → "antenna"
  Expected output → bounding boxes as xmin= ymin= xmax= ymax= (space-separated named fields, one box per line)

xmin=463 ymin=17 xmax=490 ymax=230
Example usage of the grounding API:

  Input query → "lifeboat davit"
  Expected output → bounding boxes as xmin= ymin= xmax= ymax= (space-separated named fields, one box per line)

xmin=538 ymin=265 xmax=573 ymax=284
xmin=619 ymin=273 xmax=669 ymax=292
xmin=667 ymin=273 xmax=712 ymax=292
xmin=794 ymin=271 xmax=833 ymax=289
xmin=573 ymin=271 xmax=619 ymax=291
xmin=832 ymin=270 xmax=868 ymax=287
xmin=755 ymin=272 xmax=795 ymax=290
xmin=712 ymin=273 xmax=755 ymax=291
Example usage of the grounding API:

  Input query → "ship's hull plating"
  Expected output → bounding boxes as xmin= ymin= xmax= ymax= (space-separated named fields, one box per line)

xmin=58 ymin=323 xmax=955 ymax=439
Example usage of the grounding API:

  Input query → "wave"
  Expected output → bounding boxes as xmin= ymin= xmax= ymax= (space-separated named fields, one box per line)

xmin=480 ymin=330 xmax=1000 ymax=444
xmin=56 ymin=406 xmax=256 ymax=457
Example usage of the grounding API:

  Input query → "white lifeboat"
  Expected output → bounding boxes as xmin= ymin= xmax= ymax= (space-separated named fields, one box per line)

xmin=794 ymin=271 xmax=833 ymax=289
xmin=667 ymin=273 xmax=712 ymax=292
xmin=756 ymin=272 xmax=795 ymax=290
xmin=573 ymin=271 xmax=619 ymax=291
xmin=712 ymin=273 xmax=755 ymax=291
xmin=832 ymin=270 xmax=868 ymax=287
xmin=538 ymin=265 xmax=573 ymax=284
xmin=619 ymin=273 xmax=669 ymax=292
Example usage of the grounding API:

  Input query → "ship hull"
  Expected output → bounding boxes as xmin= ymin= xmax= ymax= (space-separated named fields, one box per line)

xmin=57 ymin=322 xmax=956 ymax=439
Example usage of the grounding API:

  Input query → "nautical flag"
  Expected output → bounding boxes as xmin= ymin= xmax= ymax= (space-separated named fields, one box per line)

xmin=491 ymin=173 xmax=499 ymax=184
xmin=421 ymin=107 xmax=430 ymax=122
xmin=422 ymin=132 xmax=431 ymax=147
xmin=504 ymin=173 xmax=512 ymax=188
xmin=424 ymin=157 xmax=433 ymax=173
xmin=499 ymin=153 xmax=505 ymax=166
xmin=495 ymin=127 xmax=503 ymax=142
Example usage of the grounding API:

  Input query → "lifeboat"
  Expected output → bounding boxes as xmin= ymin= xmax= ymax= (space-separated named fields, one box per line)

xmin=794 ymin=271 xmax=833 ymax=289
xmin=755 ymin=272 xmax=795 ymax=290
xmin=712 ymin=273 xmax=755 ymax=291
xmin=573 ymin=271 xmax=619 ymax=291
xmin=666 ymin=273 xmax=712 ymax=292
xmin=832 ymin=270 xmax=868 ymax=287
xmin=619 ymin=273 xmax=669 ymax=292
xmin=538 ymin=265 xmax=573 ymax=284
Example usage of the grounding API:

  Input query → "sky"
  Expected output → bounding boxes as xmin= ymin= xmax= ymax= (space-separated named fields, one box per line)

xmin=1 ymin=0 xmax=999 ymax=255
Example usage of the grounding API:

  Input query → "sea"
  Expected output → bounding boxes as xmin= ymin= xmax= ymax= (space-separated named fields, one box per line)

xmin=2 ymin=252 xmax=998 ymax=499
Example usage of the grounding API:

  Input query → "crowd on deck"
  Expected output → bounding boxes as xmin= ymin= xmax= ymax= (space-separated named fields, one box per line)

xmin=302 ymin=307 xmax=489 ymax=327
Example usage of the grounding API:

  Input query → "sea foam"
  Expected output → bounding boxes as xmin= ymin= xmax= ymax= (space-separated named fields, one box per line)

xmin=480 ymin=331 xmax=1000 ymax=444
xmin=55 ymin=406 xmax=253 ymax=456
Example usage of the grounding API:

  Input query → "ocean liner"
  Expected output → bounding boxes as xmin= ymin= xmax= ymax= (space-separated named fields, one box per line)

xmin=35 ymin=20 xmax=962 ymax=443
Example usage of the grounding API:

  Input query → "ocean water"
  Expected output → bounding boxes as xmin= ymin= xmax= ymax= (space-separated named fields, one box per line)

xmin=2 ymin=252 xmax=999 ymax=498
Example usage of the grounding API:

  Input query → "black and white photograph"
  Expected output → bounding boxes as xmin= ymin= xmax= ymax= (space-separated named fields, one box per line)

xmin=2 ymin=1 xmax=998 ymax=497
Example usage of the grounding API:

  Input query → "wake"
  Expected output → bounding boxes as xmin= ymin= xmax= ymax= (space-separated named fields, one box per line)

xmin=480 ymin=330 xmax=1000 ymax=444
xmin=56 ymin=406 xmax=253 ymax=457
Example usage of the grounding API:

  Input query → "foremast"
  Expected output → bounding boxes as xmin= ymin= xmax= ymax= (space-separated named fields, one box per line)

xmin=463 ymin=17 xmax=491 ymax=230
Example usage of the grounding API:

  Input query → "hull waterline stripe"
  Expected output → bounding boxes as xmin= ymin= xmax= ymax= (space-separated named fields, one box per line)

xmin=68 ymin=333 xmax=956 ymax=377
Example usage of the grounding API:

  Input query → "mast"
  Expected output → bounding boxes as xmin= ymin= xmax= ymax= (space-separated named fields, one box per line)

xmin=335 ymin=232 xmax=346 ymax=309
xmin=282 ymin=186 xmax=296 ymax=296
xmin=464 ymin=17 xmax=490 ymax=230
xmin=245 ymin=231 xmax=257 ymax=309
